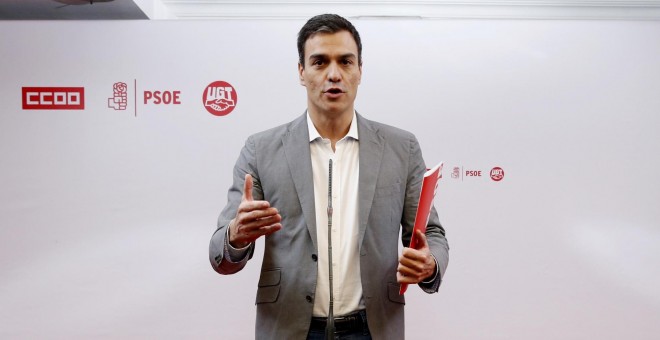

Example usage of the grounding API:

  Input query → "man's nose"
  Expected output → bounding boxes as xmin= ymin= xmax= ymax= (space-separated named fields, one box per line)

xmin=327 ymin=62 xmax=341 ymax=82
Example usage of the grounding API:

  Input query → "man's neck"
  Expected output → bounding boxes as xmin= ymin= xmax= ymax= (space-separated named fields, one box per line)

xmin=308 ymin=108 xmax=354 ymax=147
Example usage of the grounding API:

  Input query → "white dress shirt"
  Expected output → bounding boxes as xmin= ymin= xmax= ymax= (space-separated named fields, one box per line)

xmin=307 ymin=112 xmax=364 ymax=317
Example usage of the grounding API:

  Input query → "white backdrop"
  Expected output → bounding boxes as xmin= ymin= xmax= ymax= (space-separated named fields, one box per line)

xmin=1 ymin=19 xmax=659 ymax=339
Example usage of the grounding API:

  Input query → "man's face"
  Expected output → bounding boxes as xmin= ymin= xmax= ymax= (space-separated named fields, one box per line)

xmin=298 ymin=30 xmax=362 ymax=118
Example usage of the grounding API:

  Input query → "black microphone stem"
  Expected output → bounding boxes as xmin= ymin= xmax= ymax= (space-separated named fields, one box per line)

xmin=325 ymin=159 xmax=335 ymax=339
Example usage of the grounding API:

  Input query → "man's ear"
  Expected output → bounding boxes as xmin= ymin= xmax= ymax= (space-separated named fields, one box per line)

xmin=357 ymin=64 xmax=362 ymax=85
xmin=298 ymin=62 xmax=306 ymax=86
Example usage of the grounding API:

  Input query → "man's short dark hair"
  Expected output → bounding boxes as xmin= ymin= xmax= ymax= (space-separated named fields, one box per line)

xmin=297 ymin=14 xmax=362 ymax=68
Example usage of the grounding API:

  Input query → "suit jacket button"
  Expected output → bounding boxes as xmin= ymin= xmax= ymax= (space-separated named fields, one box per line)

xmin=306 ymin=295 xmax=313 ymax=303
xmin=311 ymin=254 xmax=318 ymax=261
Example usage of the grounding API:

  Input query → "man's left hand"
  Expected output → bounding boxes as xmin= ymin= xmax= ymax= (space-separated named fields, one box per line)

xmin=397 ymin=229 xmax=437 ymax=284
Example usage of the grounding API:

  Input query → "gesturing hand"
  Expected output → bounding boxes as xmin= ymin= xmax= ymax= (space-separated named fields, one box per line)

xmin=228 ymin=174 xmax=282 ymax=248
xmin=397 ymin=229 xmax=437 ymax=284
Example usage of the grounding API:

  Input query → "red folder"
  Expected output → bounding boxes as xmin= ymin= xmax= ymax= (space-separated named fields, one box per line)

xmin=399 ymin=162 xmax=443 ymax=295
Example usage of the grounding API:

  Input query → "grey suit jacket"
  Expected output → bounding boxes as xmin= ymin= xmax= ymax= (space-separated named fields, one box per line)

xmin=209 ymin=113 xmax=449 ymax=340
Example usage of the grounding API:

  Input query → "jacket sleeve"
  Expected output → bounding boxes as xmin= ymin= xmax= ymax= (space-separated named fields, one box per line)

xmin=209 ymin=136 xmax=264 ymax=275
xmin=400 ymin=135 xmax=449 ymax=293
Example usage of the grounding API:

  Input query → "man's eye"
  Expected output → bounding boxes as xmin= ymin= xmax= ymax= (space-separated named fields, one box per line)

xmin=342 ymin=59 xmax=352 ymax=65
xmin=313 ymin=60 xmax=324 ymax=66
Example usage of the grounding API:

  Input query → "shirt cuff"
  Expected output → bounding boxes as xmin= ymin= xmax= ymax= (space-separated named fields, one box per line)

xmin=421 ymin=254 xmax=439 ymax=284
xmin=224 ymin=227 xmax=251 ymax=263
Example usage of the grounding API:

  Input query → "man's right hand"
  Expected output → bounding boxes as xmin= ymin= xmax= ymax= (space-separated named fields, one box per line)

xmin=228 ymin=174 xmax=282 ymax=248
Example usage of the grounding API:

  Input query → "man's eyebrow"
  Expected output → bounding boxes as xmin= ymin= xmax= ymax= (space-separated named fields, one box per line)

xmin=308 ymin=53 xmax=327 ymax=60
xmin=308 ymin=53 xmax=357 ymax=60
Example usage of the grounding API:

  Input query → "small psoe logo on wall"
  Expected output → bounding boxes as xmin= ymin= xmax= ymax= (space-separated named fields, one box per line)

xmin=451 ymin=167 xmax=460 ymax=179
xmin=22 ymin=87 xmax=85 ymax=110
xmin=465 ymin=170 xmax=482 ymax=177
xmin=108 ymin=82 xmax=128 ymax=110
xmin=490 ymin=167 xmax=504 ymax=181
xmin=203 ymin=81 xmax=237 ymax=116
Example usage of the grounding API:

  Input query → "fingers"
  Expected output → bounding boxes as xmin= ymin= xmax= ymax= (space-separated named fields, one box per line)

xmin=237 ymin=209 xmax=282 ymax=233
xmin=397 ymin=271 xmax=417 ymax=284
xmin=244 ymin=207 xmax=279 ymax=221
xmin=238 ymin=202 xmax=275 ymax=217
xmin=236 ymin=222 xmax=283 ymax=244
xmin=229 ymin=190 xmax=282 ymax=248
xmin=401 ymin=232 xmax=430 ymax=264
xmin=243 ymin=174 xmax=254 ymax=201
xmin=398 ymin=249 xmax=428 ymax=275
xmin=414 ymin=229 xmax=428 ymax=249
xmin=396 ymin=262 xmax=429 ymax=284
xmin=397 ymin=231 xmax=434 ymax=283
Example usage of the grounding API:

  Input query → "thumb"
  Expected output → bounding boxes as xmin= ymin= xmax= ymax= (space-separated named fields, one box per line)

xmin=415 ymin=229 xmax=429 ymax=250
xmin=243 ymin=174 xmax=254 ymax=201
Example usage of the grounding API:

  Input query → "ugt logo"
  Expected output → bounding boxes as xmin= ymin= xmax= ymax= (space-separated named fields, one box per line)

xmin=203 ymin=81 xmax=237 ymax=116
xmin=490 ymin=167 xmax=504 ymax=182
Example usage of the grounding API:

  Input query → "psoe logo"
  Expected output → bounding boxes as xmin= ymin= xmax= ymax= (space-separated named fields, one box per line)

xmin=490 ymin=167 xmax=505 ymax=181
xmin=451 ymin=167 xmax=460 ymax=179
xmin=465 ymin=170 xmax=482 ymax=177
xmin=203 ymin=81 xmax=237 ymax=116
xmin=108 ymin=82 xmax=128 ymax=110
xmin=22 ymin=87 xmax=85 ymax=110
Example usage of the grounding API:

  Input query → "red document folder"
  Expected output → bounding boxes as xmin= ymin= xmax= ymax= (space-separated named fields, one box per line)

xmin=399 ymin=162 xmax=443 ymax=295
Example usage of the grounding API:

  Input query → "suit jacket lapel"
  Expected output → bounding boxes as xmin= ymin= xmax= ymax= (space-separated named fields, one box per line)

xmin=282 ymin=113 xmax=318 ymax=250
xmin=357 ymin=114 xmax=385 ymax=249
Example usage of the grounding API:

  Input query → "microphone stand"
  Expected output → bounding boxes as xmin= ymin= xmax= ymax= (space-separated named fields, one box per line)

xmin=325 ymin=159 xmax=335 ymax=339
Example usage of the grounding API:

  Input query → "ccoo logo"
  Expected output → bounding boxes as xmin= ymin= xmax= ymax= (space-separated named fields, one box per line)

xmin=22 ymin=87 xmax=85 ymax=110
xmin=203 ymin=81 xmax=237 ymax=116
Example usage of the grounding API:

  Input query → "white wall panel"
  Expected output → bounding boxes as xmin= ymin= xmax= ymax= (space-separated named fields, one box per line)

xmin=1 ymin=19 xmax=659 ymax=339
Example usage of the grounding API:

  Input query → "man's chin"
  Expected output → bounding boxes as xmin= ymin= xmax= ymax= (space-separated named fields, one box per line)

xmin=320 ymin=105 xmax=352 ymax=117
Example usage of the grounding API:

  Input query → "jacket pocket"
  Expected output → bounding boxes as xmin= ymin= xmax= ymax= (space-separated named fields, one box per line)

xmin=256 ymin=268 xmax=281 ymax=304
xmin=387 ymin=282 xmax=406 ymax=305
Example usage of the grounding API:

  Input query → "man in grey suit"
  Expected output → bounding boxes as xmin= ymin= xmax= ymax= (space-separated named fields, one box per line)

xmin=209 ymin=14 xmax=449 ymax=340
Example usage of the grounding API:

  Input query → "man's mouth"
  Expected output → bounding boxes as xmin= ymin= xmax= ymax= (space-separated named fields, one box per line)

xmin=325 ymin=88 xmax=344 ymax=94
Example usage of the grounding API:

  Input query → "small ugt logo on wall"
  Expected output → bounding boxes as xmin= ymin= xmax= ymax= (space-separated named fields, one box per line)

xmin=202 ymin=81 xmax=237 ymax=116
xmin=490 ymin=167 xmax=505 ymax=182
